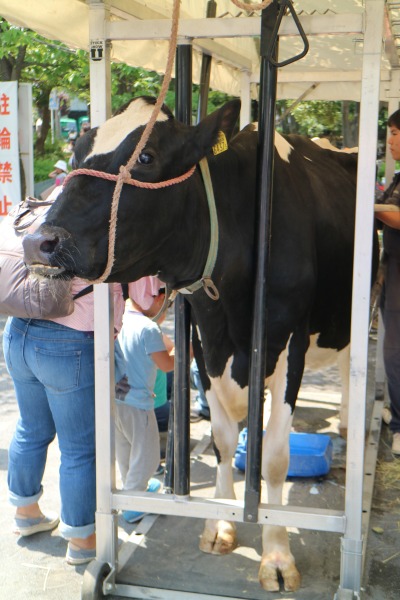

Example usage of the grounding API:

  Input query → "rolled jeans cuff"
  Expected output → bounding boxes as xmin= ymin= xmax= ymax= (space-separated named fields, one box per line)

xmin=9 ymin=485 xmax=43 ymax=507
xmin=59 ymin=520 xmax=95 ymax=540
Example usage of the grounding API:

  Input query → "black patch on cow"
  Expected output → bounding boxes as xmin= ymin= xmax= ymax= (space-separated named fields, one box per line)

xmin=26 ymin=98 xmax=379 ymax=418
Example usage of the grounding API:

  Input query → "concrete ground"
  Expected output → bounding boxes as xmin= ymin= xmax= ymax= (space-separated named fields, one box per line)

xmin=1 ymin=313 xmax=399 ymax=599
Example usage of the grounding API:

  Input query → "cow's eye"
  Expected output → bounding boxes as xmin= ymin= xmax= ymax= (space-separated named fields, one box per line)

xmin=138 ymin=152 xmax=153 ymax=165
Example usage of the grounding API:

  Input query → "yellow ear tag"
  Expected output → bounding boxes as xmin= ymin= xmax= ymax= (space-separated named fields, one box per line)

xmin=212 ymin=131 xmax=228 ymax=155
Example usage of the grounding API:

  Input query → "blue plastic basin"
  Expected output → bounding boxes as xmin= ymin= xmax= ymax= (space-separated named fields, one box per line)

xmin=234 ymin=429 xmax=333 ymax=478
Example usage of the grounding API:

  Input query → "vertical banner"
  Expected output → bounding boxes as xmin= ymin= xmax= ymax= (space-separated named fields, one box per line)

xmin=0 ymin=81 xmax=21 ymax=220
xmin=19 ymin=83 xmax=34 ymax=198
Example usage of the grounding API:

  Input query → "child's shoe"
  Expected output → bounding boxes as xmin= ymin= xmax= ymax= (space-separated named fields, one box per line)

xmin=122 ymin=478 xmax=161 ymax=523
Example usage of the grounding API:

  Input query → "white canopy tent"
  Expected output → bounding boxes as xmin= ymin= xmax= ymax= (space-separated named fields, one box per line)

xmin=0 ymin=2 xmax=394 ymax=598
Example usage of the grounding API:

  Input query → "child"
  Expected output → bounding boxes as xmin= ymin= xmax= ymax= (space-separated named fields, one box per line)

xmin=114 ymin=277 xmax=174 ymax=523
xmin=49 ymin=160 xmax=68 ymax=186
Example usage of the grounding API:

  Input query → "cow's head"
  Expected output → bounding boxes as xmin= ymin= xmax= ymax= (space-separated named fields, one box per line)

xmin=23 ymin=96 xmax=241 ymax=283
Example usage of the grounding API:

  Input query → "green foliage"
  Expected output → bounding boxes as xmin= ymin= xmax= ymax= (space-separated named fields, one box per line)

xmin=110 ymin=64 xmax=162 ymax=113
xmin=0 ymin=18 xmax=89 ymax=106
xmin=283 ymin=100 xmax=343 ymax=137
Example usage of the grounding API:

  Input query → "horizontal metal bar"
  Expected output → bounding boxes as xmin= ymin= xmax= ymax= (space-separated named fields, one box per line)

xmin=112 ymin=583 xmax=246 ymax=600
xmin=107 ymin=14 xmax=363 ymax=42
xmin=111 ymin=492 xmax=346 ymax=533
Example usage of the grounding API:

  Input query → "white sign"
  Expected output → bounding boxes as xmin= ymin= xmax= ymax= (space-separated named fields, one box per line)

xmin=0 ymin=81 xmax=21 ymax=219
xmin=90 ymin=39 xmax=105 ymax=62
xmin=49 ymin=89 xmax=59 ymax=110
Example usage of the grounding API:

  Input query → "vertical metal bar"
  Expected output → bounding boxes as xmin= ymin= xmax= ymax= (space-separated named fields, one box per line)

xmin=197 ymin=0 xmax=217 ymax=123
xmin=240 ymin=71 xmax=252 ymax=130
xmin=244 ymin=1 xmax=279 ymax=523
xmin=339 ymin=0 xmax=385 ymax=593
xmin=174 ymin=41 xmax=192 ymax=498
xmin=88 ymin=0 xmax=118 ymax=574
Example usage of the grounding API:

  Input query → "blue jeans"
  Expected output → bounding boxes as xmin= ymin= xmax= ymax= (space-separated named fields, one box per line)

xmin=3 ymin=317 xmax=96 ymax=539
xmin=190 ymin=359 xmax=210 ymax=415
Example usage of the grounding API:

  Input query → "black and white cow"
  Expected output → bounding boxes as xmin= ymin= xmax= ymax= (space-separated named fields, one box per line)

xmin=23 ymin=97 xmax=377 ymax=592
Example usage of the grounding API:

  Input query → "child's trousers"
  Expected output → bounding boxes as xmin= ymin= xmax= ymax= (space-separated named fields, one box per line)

xmin=115 ymin=403 xmax=160 ymax=491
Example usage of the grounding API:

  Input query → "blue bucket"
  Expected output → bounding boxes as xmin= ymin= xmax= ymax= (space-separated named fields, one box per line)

xmin=234 ymin=428 xmax=333 ymax=478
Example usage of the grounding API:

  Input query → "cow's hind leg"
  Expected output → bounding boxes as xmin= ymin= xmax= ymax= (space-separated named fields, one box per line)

xmin=259 ymin=346 xmax=301 ymax=592
xmin=199 ymin=386 xmax=239 ymax=555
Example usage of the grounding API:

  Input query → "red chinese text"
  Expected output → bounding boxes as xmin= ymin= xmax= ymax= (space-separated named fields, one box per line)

xmin=0 ymin=194 xmax=12 ymax=216
xmin=0 ymin=161 xmax=12 ymax=183
xmin=0 ymin=93 xmax=11 ymax=115
xmin=0 ymin=127 xmax=11 ymax=149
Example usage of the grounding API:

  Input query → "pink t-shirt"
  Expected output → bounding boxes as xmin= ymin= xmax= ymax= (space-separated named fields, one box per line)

xmin=52 ymin=279 xmax=125 ymax=334
xmin=128 ymin=276 xmax=164 ymax=310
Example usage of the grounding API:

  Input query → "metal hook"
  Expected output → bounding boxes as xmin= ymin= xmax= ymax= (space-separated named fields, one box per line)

xmin=265 ymin=0 xmax=309 ymax=68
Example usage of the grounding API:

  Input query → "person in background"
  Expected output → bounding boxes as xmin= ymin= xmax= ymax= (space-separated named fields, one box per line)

xmin=48 ymin=160 xmax=68 ymax=186
xmin=190 ymin=359 xmax=210 ymax=421
xmin=375 ymin=108 xmax=400 ymax=455
xmin=153 ymin=368 xmax=172 ymax=474
xmin=114 ymin=277 xmax=175 ymax=523
xmin=4 ymin=186 xmax=125 ymax=566
xmin=80 ymin=121 xmax=91 ymax=137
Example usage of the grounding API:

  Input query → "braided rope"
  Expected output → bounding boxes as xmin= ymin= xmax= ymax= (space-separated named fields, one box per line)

xmin=90 ymin=0 xmax=181 ymax=284
xmin=68 ymin=0 xmax=270 ymax=284
xmin=63 ymin=165 xmax=196 ymax=190
xmin=230 ymin=0 xmax=273 ymax=11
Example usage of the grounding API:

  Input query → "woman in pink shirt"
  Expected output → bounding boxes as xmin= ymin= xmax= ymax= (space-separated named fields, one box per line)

xmin=4 ymin=276 xmax=124 ymax=566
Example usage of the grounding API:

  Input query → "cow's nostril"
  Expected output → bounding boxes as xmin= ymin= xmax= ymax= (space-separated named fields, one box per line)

xmin=40 ymin=238 xmax=59 ymax=254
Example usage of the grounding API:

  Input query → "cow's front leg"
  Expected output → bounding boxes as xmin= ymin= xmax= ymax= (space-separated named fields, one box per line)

xmin=260 ymin=419 xmax=301 ymax=592
xmin=260 ymin=349 xmax=301 ymax=592
xmin=199 ymin=389 xmax=239 ymax=555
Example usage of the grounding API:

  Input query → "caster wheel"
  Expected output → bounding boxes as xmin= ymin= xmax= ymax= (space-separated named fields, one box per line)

xmin=81 ymin=560 xmax=111 ymax=600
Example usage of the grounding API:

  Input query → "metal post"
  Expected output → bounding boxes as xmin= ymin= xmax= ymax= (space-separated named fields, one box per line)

xmin=339 ymin=0 xmax=385 ymax=594
xmin=88 ymin=0 xmax=117 ymax=574
xmin=173 ymin=40 xmax=193 ymax=498
xmin=244 ymin=1 xmax=279 ymax=523
xmin=197 ymin=0 xmax=216 ymax=123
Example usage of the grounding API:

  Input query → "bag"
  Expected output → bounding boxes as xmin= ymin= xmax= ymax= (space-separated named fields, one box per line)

xmin=0 ymin=196 xmax=81 ymax=319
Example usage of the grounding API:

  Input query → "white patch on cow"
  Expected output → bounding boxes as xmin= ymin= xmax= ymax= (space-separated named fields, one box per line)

xmin=209 ymin=356 xmax=248 ymax=423
xmin=305 ymin=334 xmax=340 ymax=369
xmin=274 ymin=131 xmax=293 ymax=163
xmin=311 ymin=137 xmax=358 ymax=154
xmin=249 ymin=125 xmax=292 ymax=162
xmin=87 ymin=97 xmax=169 ymax=159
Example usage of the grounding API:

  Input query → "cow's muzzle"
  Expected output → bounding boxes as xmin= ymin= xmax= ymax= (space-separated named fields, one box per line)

xmin=23 ymin=225 xmax=71 ymax=278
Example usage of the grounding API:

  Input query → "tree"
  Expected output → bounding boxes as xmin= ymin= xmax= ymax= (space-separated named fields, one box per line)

xmin=0 ymin=18 xmax=90 ymax=154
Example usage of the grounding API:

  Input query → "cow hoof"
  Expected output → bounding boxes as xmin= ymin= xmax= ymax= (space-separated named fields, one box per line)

xmin=199 ymin=520 xmax=237 ymax=555
xmin=259 ymin=555 xmax=301 ymax=592
xmin=258 ymin=563 xmax=280 ymax=592
xmin=281 ymin=564 xmax=301 ymax=591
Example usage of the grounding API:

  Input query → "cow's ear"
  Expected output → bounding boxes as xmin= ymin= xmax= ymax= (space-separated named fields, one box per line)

xmin=184 ymin=99 xmax=241 ymax=164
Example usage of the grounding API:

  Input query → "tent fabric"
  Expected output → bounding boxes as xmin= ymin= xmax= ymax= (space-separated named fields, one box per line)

xmin=0 ymin=1 xmax=397 ymax=101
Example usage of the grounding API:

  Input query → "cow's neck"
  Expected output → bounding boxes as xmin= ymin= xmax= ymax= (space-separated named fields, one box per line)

xmin=155 ymin=171 xmax=212 ymax=290
xmin=175 ymin=158 xmax=219 ymax=299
